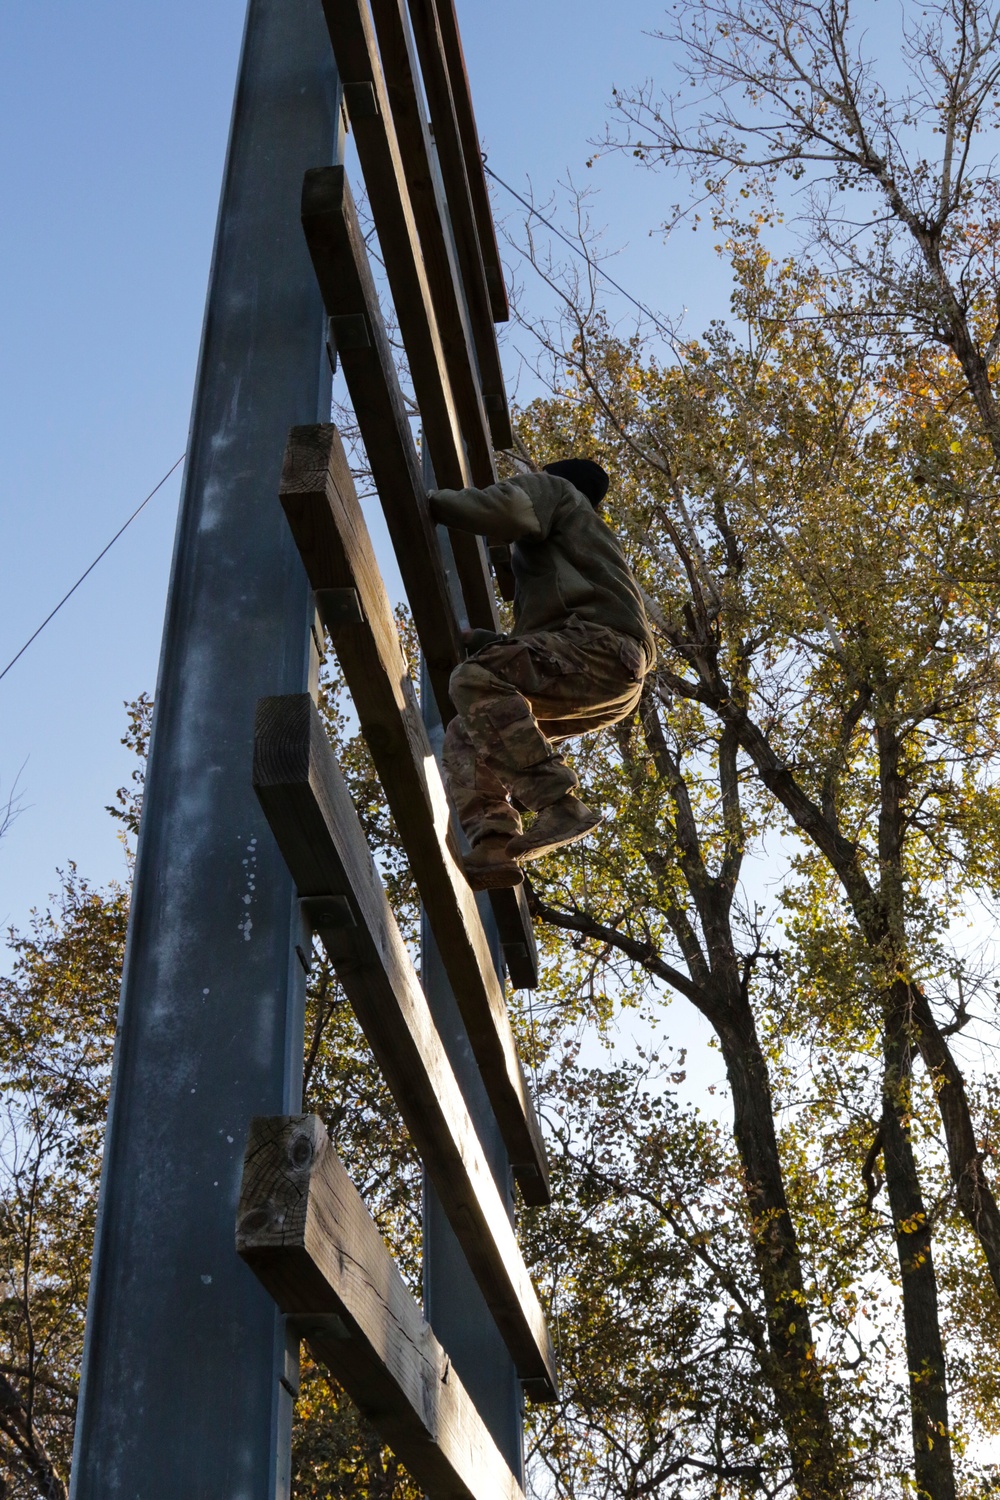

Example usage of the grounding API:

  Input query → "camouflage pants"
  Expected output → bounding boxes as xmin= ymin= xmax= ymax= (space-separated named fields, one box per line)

xmin=443 ymin=617 xmax=648 ymax=845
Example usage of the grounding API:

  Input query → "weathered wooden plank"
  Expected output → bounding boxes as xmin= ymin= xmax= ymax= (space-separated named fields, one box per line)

xmin=253 ymin=693 xmax=557 ymax=1395
xmin=373 ymin=0 xmax=512 ymax=452
xmin=299 ymin=180 xmax=539 ymax=973
xmin=364 ymin=0 xmax=503 ymax=483
xmin=301 ymin=163 xmax=498 ymax=643
xmin=488 ymin=884 xmax=539 ymax=991
xmin=321 ymin=0 xmax=463 ymax=482
xmin=280 ymin=424 xmax=547 ymax=1193
xmin=406 ymin=0 xmax=509 ymax=332
xmin=432 ymin=0 xmax=510 ymax=328
xmin=237 ymin=1116 xmax=541 ymax=1496
xmin=302 ymin=164 xmax=459 ymax=719
xmin=317 ymin=0 xmax=499 ymax=628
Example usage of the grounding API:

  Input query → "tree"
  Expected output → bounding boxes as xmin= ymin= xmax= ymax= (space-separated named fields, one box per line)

xmin=0 ymin=772 xmax=25 ymax=847
xmin=501 ymin=211 xmax=1000 ymax=1494
xmin=0 ymin=869 xmax=127 ymax=1499
xmin=523 ymin=1046 xmax=889 ymax=1500
xmin=600 ymin=0 xmax=1000 ymax=461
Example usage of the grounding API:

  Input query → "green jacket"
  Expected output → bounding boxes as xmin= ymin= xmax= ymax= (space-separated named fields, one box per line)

xmin=429 ymin=472 xmax=656 ymax=662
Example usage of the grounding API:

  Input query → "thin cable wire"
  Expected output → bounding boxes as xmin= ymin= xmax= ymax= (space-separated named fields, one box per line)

xmin=483 ymin=160 xmax=677 ymax=341
xmin=0 ymin=453 xmax=186 ymax=686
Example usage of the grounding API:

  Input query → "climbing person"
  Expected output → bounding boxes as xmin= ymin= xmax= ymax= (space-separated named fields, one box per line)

xmin=428 ymin=458 xmax=655 ymax=890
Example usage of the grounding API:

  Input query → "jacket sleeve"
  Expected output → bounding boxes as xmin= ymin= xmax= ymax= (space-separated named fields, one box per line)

xmin=427 ymin=480 xmax=544 ymax=541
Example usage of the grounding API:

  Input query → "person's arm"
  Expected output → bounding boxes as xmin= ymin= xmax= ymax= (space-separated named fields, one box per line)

xmin=428 ymin=479 xmax=543 ymax=541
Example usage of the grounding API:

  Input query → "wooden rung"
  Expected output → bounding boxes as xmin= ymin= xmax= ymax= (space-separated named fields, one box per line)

xmin=362 ymin=0 xmax=503 ymax=482
xmin=488 ymin=884 xmax=539 ymax=991
xmin=281 ymin=428 xmax=546 ymax=1149
xmin=300 ymin=177 xmax=539 ymax=980
xmin=326 ymin=0 xmax=460 ymax=482
xmin=301 ymin=165 xmax=458 ymax=718
xmin=372 ymin=0 xmax=512 ymax=452
xmin=302 ymin=168 xmax=497 ymax=667
xmin=253 ymin=694 xmax=557 ymax=1394
xmin=237 ymin=1117 xmax=541 ymax=1500
xmin=406 ymin=0 xmax=510 ymax=329
xmin=315 ymin=0 xmax=499 ymax=631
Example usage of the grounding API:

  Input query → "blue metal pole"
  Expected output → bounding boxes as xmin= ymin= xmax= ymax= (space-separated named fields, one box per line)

xmin=420 ymin=492 xmax=525 ymax=1481
xmin=70 ymin=5 xmax=340 ymax=1496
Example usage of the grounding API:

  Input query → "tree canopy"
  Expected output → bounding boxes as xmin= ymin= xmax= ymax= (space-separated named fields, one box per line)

xmin=5 ymin=4 xmax=1000 ymax=1497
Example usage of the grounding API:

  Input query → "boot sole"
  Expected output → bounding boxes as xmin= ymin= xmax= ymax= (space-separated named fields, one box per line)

xmin=509 ymin=816 xmax=603 ymax=863
xmin=463 ymin=860 xmax=525 ymax=891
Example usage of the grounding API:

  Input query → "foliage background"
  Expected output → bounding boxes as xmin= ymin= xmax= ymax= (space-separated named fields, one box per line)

xmin=5 ymin=3 xmax=1000 ymax=1498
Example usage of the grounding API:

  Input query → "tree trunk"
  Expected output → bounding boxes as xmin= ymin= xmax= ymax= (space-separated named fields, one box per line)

xmin=913 ymin=233 xmax=1000 ymax=464
xmin=528 ymin=883 xmax=850 ymax=1497
xmin=715 ymin=1002 xmax=848 ymax=1500
xmin=0 ymin=1372 xmax=68 ymax=1500
xmin=719 ymin=697 xmax=1000 ymax=1303
xmin=881 ymin=1008 xmax=956 ymax=1500
xmin=902 ymin=981 xmax=1000 ymax=1296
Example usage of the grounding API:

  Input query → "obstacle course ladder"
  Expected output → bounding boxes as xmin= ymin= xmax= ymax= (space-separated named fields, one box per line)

xmin=235 ymin=0 xmax=555 ymax=1493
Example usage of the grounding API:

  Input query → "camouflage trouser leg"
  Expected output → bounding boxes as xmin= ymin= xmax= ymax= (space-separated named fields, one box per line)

xmin=441 ymin=714 xmax=533 ymax=843
xmin=442 ymin=620 xmax=648 ymax=847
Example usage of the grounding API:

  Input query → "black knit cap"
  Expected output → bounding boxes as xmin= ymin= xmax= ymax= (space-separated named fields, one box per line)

xmin=542 ymin=458 xmax=610 ymax=508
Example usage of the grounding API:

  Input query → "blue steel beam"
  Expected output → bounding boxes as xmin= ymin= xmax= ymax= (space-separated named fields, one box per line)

xmin=69 ymin=4 xmax=340 ymax=1496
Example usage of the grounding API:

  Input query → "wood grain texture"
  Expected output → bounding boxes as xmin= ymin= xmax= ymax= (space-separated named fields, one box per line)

xmin=365 ymin=0 xmax=504 ymax=480
xmin=280 ymin=425 xmax=548 ymax=1199
xmin=374 ymin=0 xmax=512 ymax=451
xmin=406 ymin=0 xmax=509 ymax=329
xmin=301 ymin=164 xmax=460 ymax=718
xmin=316 ymin=0 xmax=500 ymax=628
xmin=252 ymin=693 xmax=557 ymax=1394
xmin=237 ymin=1116 xmax=534 ymax=1494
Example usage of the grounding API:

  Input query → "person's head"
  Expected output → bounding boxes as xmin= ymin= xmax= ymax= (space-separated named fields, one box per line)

xmin=542 ymin=458 xmax=610 ymax=509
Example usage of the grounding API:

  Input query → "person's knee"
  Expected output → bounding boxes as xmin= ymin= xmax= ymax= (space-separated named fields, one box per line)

xmin=449 ymin=659 xmax=504 ymax=716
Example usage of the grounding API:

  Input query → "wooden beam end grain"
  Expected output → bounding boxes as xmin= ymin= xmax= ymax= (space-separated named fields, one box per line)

xmin=238 ymin=1114 xmax=540 ymax=1496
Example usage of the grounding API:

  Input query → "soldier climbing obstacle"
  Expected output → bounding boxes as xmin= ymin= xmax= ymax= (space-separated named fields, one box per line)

xmin=428 ymin=458 xmax=656 ymax=891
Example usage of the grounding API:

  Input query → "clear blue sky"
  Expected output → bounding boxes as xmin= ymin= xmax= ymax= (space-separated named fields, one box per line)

xmin=0 ymin=0 xmax=719 ymax=944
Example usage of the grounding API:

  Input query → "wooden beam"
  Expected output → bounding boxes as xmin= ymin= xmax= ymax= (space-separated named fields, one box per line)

xmin=299 ymin=181 xmax=539 ymax=976
xmin=253 ymin=693 xmax=557 ymax=1395
xmin=364 ymin=0 xmax=507 ymax=480
xmin=280 ymin=424 xmax=547 ymax=1184
xmin=372 ymin=0 xmax=512 ymax=452
xmin=302 ymin=166 xmax=496 ymax=655
xmin=237 ymin=1116 xmax=543 ymax=1498
xmin=321 ymin=0 xmax=469 ymax=484
xmin=367 ymin=0 xmax=515 ymax=594
xmin=317 ymin=0 xmax=500 ymax=628
xmin=429 ymin=0 xmax=510 ymax=326
xmin=302 ymin=165 xmax=459 ymax=718
xmin=488 ymin=884 xmax=539 ymax=992
xmin=406 ymin=0 xmax=509 ymax=333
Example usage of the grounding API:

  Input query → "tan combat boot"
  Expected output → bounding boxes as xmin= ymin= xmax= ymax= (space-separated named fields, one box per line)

xmin=463 ymin=834 xmax=523 ymax=890
xmin=506 ymin=794 xmax=602 ymax=862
